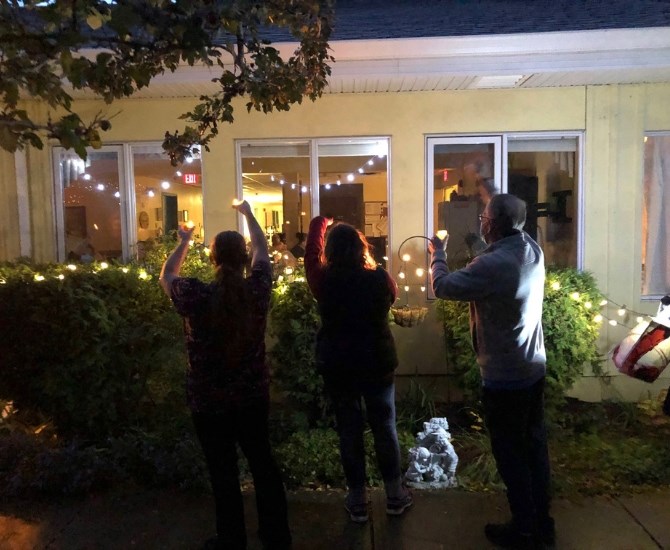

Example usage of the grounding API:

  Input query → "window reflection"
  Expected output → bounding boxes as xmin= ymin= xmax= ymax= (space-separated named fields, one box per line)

xmin=60 ymin=151 xmax=123 ymax=262
xmin=318 ymin=140 xmax=389 ymax=268
xmin=508 ymin=137 xmax=578 ymax=268
xmin=131 ymin=145 xmax=203 ymax=261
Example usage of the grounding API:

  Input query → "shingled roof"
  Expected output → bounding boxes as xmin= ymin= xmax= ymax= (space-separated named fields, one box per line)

xmin=330 ymin=0 xmax=670 ymax=40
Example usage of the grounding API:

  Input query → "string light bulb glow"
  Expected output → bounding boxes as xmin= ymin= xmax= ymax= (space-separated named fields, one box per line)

xmin=618 ymin=307 xmax=627 ymax=316
xmin=398 ymin=272 xmax=406 ymax=279
xmin=609 ymin=319 xmax=618 ymax=326
xmin=584 ymin=301 xmax=592 ymax=309
xmin=415 ymin=268 xmax=425 ymax=277
xmin=550 ymin=281 xmax=561 ymax=291
xmin=185 ymin=220 xmax=196 ymax=229
xmin=121 ymin=267 xmax=129 ymax=274
xmin=138 ymin=271 xmax=148 ymax=280
xmin=161 ymin=181 xmax=170 ymax=190
xmin=600 ymin=299 xmax=608 ymax=306
xmin=402 ymin=253 xmax=411 ymax=262
xmin=404 ymin=285 xmax=410 ymax=292
xmin=57 ymin=274 xmax=65 ymax=280
xmin=594 ymin=314 xmax=603 ymax=323
xmin=420 ymin=286 xmax=426 ymax=292
xmin=347 ymin=174 xmax=354 ymax=182
xmin=570 ymin=292 xmax=580 ymax=301
xmin=99 ymin=262 xmax=109 ymax=269
xmin=66 ymin=264 xmax=77 ymax=271
xmin=34 ymin=274 xmax=45 ymax=282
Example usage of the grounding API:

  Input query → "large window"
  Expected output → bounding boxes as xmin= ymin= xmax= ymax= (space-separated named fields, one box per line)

xmin=427 ymin=133 xmax=581 ymax=269
xmin=642 ymin=134 xmax=670 ymax=297
xmin=53 ymin=144 xmax=203 ymax=262
xmin=238 ymin=138 xmax=390 ymax=268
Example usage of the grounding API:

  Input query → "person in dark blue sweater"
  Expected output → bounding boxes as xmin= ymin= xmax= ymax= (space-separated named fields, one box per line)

xmin=305 ymin=216 xmax=412 ymax=523
xmin=430 ymin=194 xmax=554 ymax=550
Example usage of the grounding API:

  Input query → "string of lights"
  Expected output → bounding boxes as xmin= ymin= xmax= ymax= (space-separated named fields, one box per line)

xmin=392 ymin=233 xmax=659 ymax=331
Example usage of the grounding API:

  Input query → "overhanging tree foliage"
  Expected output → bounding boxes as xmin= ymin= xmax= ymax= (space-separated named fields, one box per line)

xmin=0 ymin=0 xmax=333 ymax=164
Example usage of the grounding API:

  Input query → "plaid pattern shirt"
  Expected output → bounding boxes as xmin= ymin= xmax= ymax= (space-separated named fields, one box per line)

xmin=170 ymin=261 xmax=272 ymax=412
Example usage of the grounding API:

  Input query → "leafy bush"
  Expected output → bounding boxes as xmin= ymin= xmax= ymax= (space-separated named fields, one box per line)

xmin=437 ymin=267 xmax=604 ymax=414
xmin=275 ymin=427 xmax=415 ymax=488
xmin=268 ymin=280 xmax=331 ymax=426
xmin=0 ymin=260 xmax=189 ymax=439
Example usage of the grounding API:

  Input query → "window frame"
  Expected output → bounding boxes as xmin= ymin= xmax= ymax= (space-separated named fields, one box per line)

xmin=425 ymin=131 xmax=585 ymax=272
xmin=52 ymin=141 xmax=203 ymax=262
xmin=641 ymin=131 xmax=670 ymax=300
xmin=235 ymin=136 xmax=393 ymax=267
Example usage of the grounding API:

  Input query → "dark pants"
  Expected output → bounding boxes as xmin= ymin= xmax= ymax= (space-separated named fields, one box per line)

xmin=482 ymin=377 xmax=552 ymax=533
xmin=329 ymin=381 xmax=402 ymax=490
xmin=192 ymin=400 xmax=291 ymax=550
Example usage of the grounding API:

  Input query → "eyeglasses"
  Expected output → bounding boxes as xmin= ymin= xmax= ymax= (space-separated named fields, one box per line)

xmin=478 ymin=214 xmax=493 ymax=222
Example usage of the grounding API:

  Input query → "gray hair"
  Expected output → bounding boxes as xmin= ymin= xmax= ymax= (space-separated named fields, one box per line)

xmin=488 ymin=194 xmax=526 ymax=235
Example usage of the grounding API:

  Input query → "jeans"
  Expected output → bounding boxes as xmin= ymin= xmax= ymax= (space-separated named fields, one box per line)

xmin=328 ymin=381 xmax=402 ymax=491
xmin=482 ymin=377 xmax=551 ymax=533
xmin=192 ymin=400 xmax=291 ymax=550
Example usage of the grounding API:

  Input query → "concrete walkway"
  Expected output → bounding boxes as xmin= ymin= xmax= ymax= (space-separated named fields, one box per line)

xmin=0 ymin=487 xmax=668 ymax=549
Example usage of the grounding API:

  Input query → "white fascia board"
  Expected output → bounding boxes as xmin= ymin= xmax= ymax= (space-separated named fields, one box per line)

xmin=78 ymin=27 xmax=670 ymax=85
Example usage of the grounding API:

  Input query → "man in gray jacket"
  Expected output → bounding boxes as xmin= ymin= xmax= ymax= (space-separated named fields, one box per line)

xmin=430 ymin=194 xmax=554 ymax=550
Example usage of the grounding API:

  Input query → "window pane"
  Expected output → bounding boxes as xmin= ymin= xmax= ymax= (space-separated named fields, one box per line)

xmin=318 ymin=139 xmax=389 ymax=267
xmin=240 ymin=141 xmax=311 ymax=274
xmin=508 ymin=137 xmax=578 ymax=268
xmin=642 ymin=135 xmax=670 ymax=296
xmin=59 ymin=150 xmax=123 ymax=262
xmin=432 ymin=142 xmax=496 ymax=268
xmin=131 ymin=145 xmax=203 ymax=261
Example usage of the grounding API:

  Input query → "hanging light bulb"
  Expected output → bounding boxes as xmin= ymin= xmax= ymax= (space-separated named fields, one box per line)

xmin=367 ymin=159 xmax=374 ymax=166
xmin=34 ymin=274 xmax=45 ymax=282
xmin=121 ymin=267 xmax=129 ymax=274
xmin=404 ymin=285 xmax=410 ymax=292
xmin=570 ymin=292 xmax=580 ymax=301
xmin=358 ymin=168 xmax=364 ymax=174
xmin=599 ymin=299 xmax=608 ymax=306
xmin=415 ymin=268 xmax=424 ymax=277
xmin=398 ymin=272 xmax=406 ymax=279
xmin=584 ymin=301 xmax=592 ymax=309
xmin=420 ymin=286 xmax=426 ymax=292
xmin=161 ymin=181 xmax=170 ymax=190
xmin=593 ymin=314 xmax=603 ymax=323
xmin=301 ymin=186 xmax=308 ymax=193
xmin=270 ymin=175 xmax=275 ymax=182
xmin=636 ymin=316 xmax=644 ymax=323
xmin=608 ymin=319 xmax=617 ymax=326
xmin=347 ymin=174 xmax=354 ymax=182
xmin=402 ymin=253 xmax=411 ymax=262
xmin=325 ymin=183 xmax=331 ymax=190
xmin=99 ymin=262 xmax=109 ymax=269
xmin=618 ymin=306 xmax=627 ymax=316
xmin=550 ymin=281 xmax=560 ymax=291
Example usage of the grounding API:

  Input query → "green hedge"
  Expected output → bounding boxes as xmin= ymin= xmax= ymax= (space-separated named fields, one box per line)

xmin=0 ymin=261 xmax=189 ymax=439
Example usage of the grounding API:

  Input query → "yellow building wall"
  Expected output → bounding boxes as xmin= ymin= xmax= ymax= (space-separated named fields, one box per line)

xmin=5 ymin=83 xmax=670 ymax=401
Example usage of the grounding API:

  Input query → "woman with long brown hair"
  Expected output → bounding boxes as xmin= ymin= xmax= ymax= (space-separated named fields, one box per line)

xmin=304 ymin=216 xmax=412 ymax=523
xmin=160 ymin=201 xmax=290 ymax=550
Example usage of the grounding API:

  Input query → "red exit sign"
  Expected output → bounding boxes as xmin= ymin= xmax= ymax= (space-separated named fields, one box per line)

xmin=183 ymin=173 xmax=200 ymax=185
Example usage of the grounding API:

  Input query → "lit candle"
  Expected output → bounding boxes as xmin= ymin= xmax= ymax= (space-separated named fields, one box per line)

xmin=186 ymin=220 xmax=196 ymax=229
xmin=436 ymin=230 xmax=448 ymax=240
xmin=232 ymin=198 xmax=244 ymax=206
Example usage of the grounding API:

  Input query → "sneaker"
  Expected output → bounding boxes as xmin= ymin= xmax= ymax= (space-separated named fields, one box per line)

xmin=386 ymin=488 xmax=413 ymax=516
xmin=344 ymin=494 xmax=369 ymax=523
xmin=484 ymin=522 xmax=536 ymax=549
